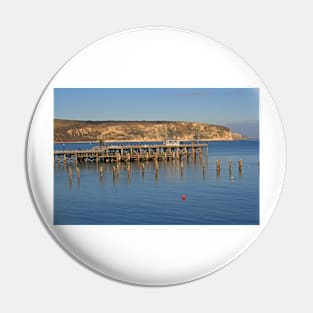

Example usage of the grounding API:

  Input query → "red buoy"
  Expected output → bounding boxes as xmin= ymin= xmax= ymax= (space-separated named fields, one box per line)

xmin=181 ymin=194 xmax=187 ymax=201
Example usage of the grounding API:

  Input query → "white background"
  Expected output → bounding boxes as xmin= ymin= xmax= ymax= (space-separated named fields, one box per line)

xmin=0 ymin=0 xmax=311 ymax=312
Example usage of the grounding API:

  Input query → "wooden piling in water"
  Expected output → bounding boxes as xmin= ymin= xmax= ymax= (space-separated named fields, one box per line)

xmin=184 ymin=147 xmax=188 ymax=159
xmin=154 ymin=160 xmax=159 ymax=177
xmin=99 ymin=166 xmax=103 ymax=177
xmin=68 ymin=166 xmax=73 ymax=181
xmin=76 ymin=166 xmax=80 ymax=180
xmin=238 ymin=160 xmax=243 ymax=176
xmin=141 ymin=163 xmax=145 ymax=176
xmin=229 ymin=160 xmax=233 ymax=177
xmin=216 ymin=160 xmax=221 ymax=176
xmin=180 ymin=161 xmax=184 ymax=176
xmin=116 ymin=164 xmax=120 ymax=177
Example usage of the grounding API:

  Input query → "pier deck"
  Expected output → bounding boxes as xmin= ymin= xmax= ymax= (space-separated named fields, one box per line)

xmin=54 ymin=143 xmax=209 ymax=163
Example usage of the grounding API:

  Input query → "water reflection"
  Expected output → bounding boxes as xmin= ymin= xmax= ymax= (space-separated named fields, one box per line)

xmin=55 ymin=155 xmax=260 ymax=190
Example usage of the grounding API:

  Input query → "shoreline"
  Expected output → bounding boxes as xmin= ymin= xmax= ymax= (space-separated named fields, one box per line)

xmin=54 ymin=138 xmax=257 ymax=144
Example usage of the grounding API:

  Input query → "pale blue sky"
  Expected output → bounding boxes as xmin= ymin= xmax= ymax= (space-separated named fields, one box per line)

xmin=54 ymin=88 xmax=259 ymax=137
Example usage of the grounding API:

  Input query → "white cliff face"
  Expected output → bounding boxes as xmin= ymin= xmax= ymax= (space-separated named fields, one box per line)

xmin=54 ymin=119 xmax=243 ymax=142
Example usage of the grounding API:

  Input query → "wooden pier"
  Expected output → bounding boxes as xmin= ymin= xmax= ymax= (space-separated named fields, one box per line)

xmin=54 ymin=142 xmax=209 ymax=164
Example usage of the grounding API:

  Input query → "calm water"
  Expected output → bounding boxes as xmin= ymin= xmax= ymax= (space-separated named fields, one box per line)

xmin=54 ymin=141 xmax=259 ymax=225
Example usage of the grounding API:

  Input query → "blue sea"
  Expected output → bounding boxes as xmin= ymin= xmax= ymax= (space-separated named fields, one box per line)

xmin=54 ymin=141 xmax=259 ymax=225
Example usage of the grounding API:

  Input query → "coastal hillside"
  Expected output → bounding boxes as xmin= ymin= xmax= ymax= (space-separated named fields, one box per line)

xmin=54 ymin=119 xmax=245 ymax=142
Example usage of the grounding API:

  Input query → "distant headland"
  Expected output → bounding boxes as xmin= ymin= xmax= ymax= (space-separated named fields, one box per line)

xmin=54 ymin=119 xmax=246 ymax=142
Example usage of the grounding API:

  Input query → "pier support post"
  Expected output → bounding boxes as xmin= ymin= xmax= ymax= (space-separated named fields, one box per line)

xmin=154 ymin=160 xmax=159 ymax=178
xmin=76 ymin=167 xmax=80 ymax=185
xmin=99 ymin=166 xmax=103 ymax=177
xmin=68 ymin=166 xmax=73 ymax=180
xmin=216 ymin=160 xmax=221 ymax=176
xmin=229 ymin=160 xmax=233 ymax=177
xmin=68 ymin=166 xmax=73 ymax=190
xmin=238 ymin=160 xmax=243 ymax=176
xmin=99 ymin=166 xmax=104 ymax=183
xmin=141 ymin=163 xmax=145 ymax=176
xmin=184 ymin=147 xmax=187 ymax=159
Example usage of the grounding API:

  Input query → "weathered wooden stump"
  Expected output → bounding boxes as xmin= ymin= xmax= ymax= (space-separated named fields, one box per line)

xmin=76 ymin=166 xmax=80 ymax=179
xmin=229 ymin=160 xmax=233 ymax=177
xmin=238 ymin=160 xmax=243 ymax=176
xmin=141 ymin=163 xmax=145 ymax=176
xmin=216 ymin=160 xmax=221 ymax=176
xmin=180 ymin=161 xmax=184 ymax=176
xmin=99 ymin=166 xmax=104 ymax=177
xmin=68 ymin=166 xmax=73 ymax=182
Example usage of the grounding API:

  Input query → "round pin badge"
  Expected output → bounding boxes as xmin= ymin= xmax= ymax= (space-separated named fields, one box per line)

xmin=27 ymin=27 xmax=285 ymax=285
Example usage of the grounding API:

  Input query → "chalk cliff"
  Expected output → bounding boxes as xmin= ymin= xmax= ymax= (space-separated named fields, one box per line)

xmin=54 ymin=119 xmax=245 ymax=142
